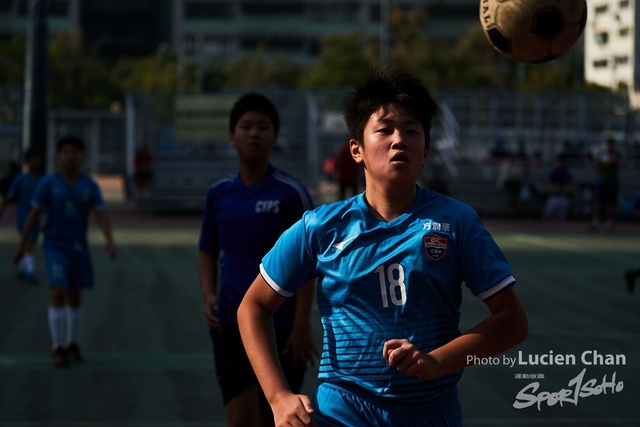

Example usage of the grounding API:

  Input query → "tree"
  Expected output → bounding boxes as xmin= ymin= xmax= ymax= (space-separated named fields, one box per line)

xmin=0 ymin=36 xmax=26 ymax=84
xmin=299 ymin=34 xmax=374 ymax=88
xmin=225 ymin=48 xmax=302 ymax=88
xmin=112 ymin=47 xmax=180 ymax=93
xmin=48 ymin=30 xmax=121 ymax=109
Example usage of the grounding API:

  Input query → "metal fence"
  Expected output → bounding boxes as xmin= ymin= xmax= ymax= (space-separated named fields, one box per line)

xmin=2 ymin=85 xmax=639 ymax=213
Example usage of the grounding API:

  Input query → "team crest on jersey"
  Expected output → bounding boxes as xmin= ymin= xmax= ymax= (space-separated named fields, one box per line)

xmin=424 ymin=234 xmax=448 ymax=261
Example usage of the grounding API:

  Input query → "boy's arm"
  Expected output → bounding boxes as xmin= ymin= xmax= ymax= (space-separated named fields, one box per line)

xmin=284 ymin=279 xmax=320 ymax=368
xmin=198 ymin=250 xmax=220 ymax=330
xmin=13 ymin=207 xmax=42 ymax=264
xmin=94 ymin=209 xmax=116 ymax=259
xmin=384 ymin=285 xmax=528 ymax=381
xmin=238 ymin=275 xmax=317 ymax=427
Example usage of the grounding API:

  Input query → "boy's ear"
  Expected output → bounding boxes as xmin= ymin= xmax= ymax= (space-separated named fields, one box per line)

xmin=422 ymin=147 xmax=430 ymax=166
xmin=349 ymin=139 xmax=363 ymax=165
xmin=228 ymin=132 xmax=235 ymax=146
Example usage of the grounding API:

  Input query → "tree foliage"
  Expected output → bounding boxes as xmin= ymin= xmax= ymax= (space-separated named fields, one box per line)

xmin=225 ymin=48 xmax=302 ymax=88
xmin=0 ymin=36 xmax=26 ymax=84
xmin=298 ymin=33 xmax=374 ymax=88
xmin=0 ymin=23 xmax=607 ymax=110
xmin=48 ymin=30 xmax=121 ymax=109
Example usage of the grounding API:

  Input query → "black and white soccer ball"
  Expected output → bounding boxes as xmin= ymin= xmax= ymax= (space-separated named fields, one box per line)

xmin=479 ymin=0 xmax=588 ymax=64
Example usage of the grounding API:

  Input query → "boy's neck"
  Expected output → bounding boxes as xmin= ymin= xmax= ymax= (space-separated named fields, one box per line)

xmin=61 ymin=169 xmax=80 ymax=184
xmin=364 ymin=182 xmax=417 ymax=222
xmin=238 ymin=161 xmax=270 ymax=188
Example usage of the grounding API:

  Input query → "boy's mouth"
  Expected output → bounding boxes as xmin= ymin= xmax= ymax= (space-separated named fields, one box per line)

xmin=390 ymin=152 xmax=409 ymax=163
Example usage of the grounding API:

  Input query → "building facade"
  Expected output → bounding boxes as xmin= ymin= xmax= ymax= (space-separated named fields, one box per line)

xmin=171 ymin=0 xmax=480 ymax=64
xmin=0 ymin=0 xmax=80 ymax=40
xmin=584 ymin=0 xmax=640 ymax=108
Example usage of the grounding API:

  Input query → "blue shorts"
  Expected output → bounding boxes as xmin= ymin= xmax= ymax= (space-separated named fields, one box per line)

xmin=209 ymin=325 xmax=306 ymax=406
xmin=312 ymin=382 xmax=462 ymax=427
xmin=43 ymin=239 xmax=94 ymax=291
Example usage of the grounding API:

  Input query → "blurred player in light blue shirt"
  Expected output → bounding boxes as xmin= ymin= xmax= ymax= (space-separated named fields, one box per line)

xmin=0 ymin=147 xmax=44 ymax=282
xmin=238 ymin=68 xmax=528 ymax=427
xmin=13 ymin=136 xmax=115 ymax=367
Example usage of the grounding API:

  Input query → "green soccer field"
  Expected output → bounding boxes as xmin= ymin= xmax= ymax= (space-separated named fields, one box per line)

xmin=1 ymin=216 xmax=639 ymax=426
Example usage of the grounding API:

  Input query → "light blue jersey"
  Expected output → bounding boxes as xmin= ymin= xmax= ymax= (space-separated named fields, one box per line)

xmin=261 ymin=186 xmax=514 ymax=405
xmin=32 ymin=172 xmax=105 ymax=243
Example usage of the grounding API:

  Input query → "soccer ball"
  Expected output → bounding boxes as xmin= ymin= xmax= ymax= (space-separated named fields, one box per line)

xmin=479 ymin=0 xmax=588 ymax=64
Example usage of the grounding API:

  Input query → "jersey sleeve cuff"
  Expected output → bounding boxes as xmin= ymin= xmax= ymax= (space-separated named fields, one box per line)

xmin=260 ymin=263 xmax=294 ymax=298
xmin=477 ymin=275 xmax=515 ymax=301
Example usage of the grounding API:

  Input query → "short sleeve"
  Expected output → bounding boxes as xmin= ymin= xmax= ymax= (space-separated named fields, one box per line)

xmin=260 ymin=214 xmax=316 ymax=298
xmin=31 ymin=176 xmax=49 ymax=209
xmin=459 ymin=212 xmax=514 ymax=300
xmin=91 ymin=179 xmax=106 ymax=210
xmin=7 ymin=175 xmax=22 ymax=199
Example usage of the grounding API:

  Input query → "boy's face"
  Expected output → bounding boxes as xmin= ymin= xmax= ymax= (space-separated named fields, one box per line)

xmin=229 ymin=111 xmax=277 ymax=165
xmin=351 ymin=105 xmax=428 ymax=186
xmin=57 ymin=144 xmax=84 ymax=173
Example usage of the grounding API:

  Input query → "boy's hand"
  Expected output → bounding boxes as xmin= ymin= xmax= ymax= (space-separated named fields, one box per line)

xmin=204 ymin=295 xmax=221 ymax=331
xmin=383 ymin=339 xmax=433 ymax=381
xmin=271 ymin=393 xmax=316 ymax=427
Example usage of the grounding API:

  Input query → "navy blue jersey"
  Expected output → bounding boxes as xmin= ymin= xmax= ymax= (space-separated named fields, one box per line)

xmin=261 ymin=186 xmax=514 ymax=404
xmin=8 ymin=172 xmax=44 ymax=227
xmin=199 ymin=165 xmax=313 ymax=330
xmin=31 ymin=173 xmax=105 ymax=243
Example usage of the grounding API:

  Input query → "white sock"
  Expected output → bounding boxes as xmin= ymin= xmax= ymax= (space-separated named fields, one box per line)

xmin=23 ymin=254 xmax=35 ymax=273
xmin=66 ymin=306 xmax=83 ymax=346
xmin=18 ymin=257 xmax=26 ymax=272
xmin=48 ymin=307 xmax=66 ymax=349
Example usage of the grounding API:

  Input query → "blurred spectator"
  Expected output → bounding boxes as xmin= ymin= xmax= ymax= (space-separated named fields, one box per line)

xmin=543 ymin=155 xmax=573 ymax=220
xmin=0 ymin=161 xmax=20 ymax=200
xmin=591 ymin=137 xmax=620 ymax=230
xmin=489 ymin=137 xmax=509 ymax=165
xmin=133 ymin=147 xmax=153 ymax=191
xmin=334 ymin=141 xmax=360 ymax=199
xmin=0 ymin=148 xmax=44 ymax=283
xmin=497 ymin=153 xmax=524 ymax=204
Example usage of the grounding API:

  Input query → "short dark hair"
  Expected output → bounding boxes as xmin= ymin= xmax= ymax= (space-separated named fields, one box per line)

xmin=229 ymin=93 xmax=280 ymax=134
xmin=344 ymin=67 xmax=438 ymax=148
xmin=57 ymin=136 xmax=84 ymax=153
xmin=24 ymin=147 xmax=42 ymax=160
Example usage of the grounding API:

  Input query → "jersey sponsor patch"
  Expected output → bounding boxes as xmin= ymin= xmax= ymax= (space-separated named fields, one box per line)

xmin=424 ymin=234 xmax=448 ymax=261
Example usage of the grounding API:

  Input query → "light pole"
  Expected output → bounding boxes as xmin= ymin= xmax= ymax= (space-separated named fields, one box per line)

xmin=22 ymin=0 xmax=49 ymax=168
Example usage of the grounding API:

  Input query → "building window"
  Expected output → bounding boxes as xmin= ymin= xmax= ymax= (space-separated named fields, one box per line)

xmin=615 ymin=55 xmax=629 ymax=65
xmin=203 ymin=35 xmax=234 ymax=55
xmin=18 ymin=0 xmax=68 ymax=17
xmin=48 ymin=0 xmax=68 ymax=17
xmin=183 ymin=34 xmax=197 ymax=56
xmin=594 ymin=32 xmax=609 ymax=44
xmin=0 ymin=0 xmax=12 ymax=13
xmin=619 ymin=0 xmax=629 ymax=8
xmin=185 ymin=1 xmax=233 ymax=19
xmin=240 ymin=35 xmax=304 ymax=51
xmin=593 ymin=59 xmax=608 ymax=68
xmin=309 ymin=2 xmax=360 ymax=22
xmin=241 ymin=2 xmax=304 ymax=17
xmin=619 ymin=27 xmax=630 ymax=36
xmin=594 ymin=5 xmax=608 ymax=13
xmin=617 ymin=81 xmax=628 ymax=93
